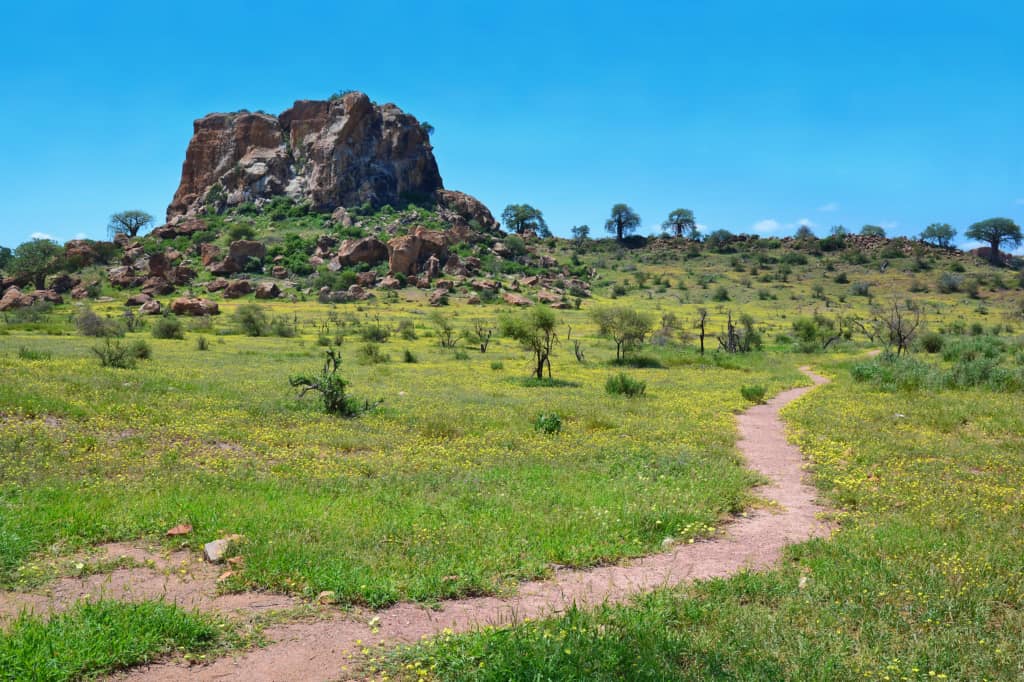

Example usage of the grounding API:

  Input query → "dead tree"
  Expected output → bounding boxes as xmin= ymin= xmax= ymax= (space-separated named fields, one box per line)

xmin=695 ymin=308 xmax=708 ymax=355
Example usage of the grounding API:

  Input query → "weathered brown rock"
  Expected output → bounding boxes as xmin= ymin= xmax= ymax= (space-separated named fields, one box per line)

xmin=503 ymin=292 xmax=532 ymax=306
xmin=425 ymin=254 xmax=441 ymax=278
xmin=336 ymin=237 xmax=388 ymax=268
xmin=141 ymin=277 xmax=175 ymax=296
xmin=379 ymin=275 xmax=402 ymax=289
xmin=170 ymin=297 xmax=219 ymax=316
xmin=0 ymin=287 xmax=29 ymax=311
xmin=434 ymin=189 xmax=499 ymax=232
xmin=206 ymin=278 xmax=230 ymax=292
xmin=64 ymin=240 xmax=102 ymax=267
xmin=48 ymin=273 xmax=79 ymax=294
xmin=70 ymin=285 xmax=90 ymax=300
xmin=346 ymin=285 xmax=368 ymax=301
xmin=139 ymin=300 xmax=162 ymax=315
xmin=152 ymin=219 xmax=209 ymax=240
xmin=223 ymin=279 xmax=254 ymax=298
xmin=537 ymin=289 xmax=562 ymax=304
xmin=443 ymin=254 xmax=468 ymax=277
xmin=356 ymin=271 xmax=377 ymax=287
xmin=254 ymin=281 xmax=280 ymax=299
xmin=387 ymin=235 xmax=422 ymax=275
xmin=148 ymin=252 xmax=171 ymax=278
xmin=125 ymin=293 xmax=152 ymax=306
xmin=201 ymin=243 xmax=221 ymax=267
xmin=169 ymin=265 xmax=197 ymax=285
xmin=108 ymin=266 xmax=145 ymax=288
xmin=271 ymin=265 xmax=288 ymax=278
xmin=466 ymin=293 xmax=481 ymax=305
xmin=429 ymin=289 xmax=447 ymax=306
xmin=167 ymin=92 xmax=442 ymax=219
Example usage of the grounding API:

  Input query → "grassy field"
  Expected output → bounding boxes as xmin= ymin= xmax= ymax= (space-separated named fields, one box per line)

xmin=394 ymin=351 xmax=1024 ymax=681
xmin=2 ymin=226 xmax=1022 ymax=678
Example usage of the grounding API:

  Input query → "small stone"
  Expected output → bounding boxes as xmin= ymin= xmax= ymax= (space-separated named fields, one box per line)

xmin=165 ymin=524 xmax=193 ymax=537
xmin=202 ymin=534 xmax=242 ymax=563
xmin=317 ymin=590 xmax=337 ymax=605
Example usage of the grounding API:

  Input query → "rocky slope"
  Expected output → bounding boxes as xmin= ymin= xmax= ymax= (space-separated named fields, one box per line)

xmin=167 ymin=91 xmax=452 ymax=221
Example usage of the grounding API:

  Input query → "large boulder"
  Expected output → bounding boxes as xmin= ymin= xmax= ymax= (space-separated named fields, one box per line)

xmin=0 ymin=287 xmax=30 ymax=311
xmin=141 ymin=277 xmax=174 ymax=296
xmin=139 ymin=300 xmax=162 ymax=315
xmin=503 ymin=292 xmax=532 ymax=306
xmin=206 ymin=277 xmax=230 ymax=292
xmin=254 ymin=281 xmax=280 ymax=299
xmin=387 ymin=235 xmax=422 ymax=275
xmin=434 ymin=189 xmax=499 ymax=232
xmin=147 ymin=252 xmax=171 ymax=278
xmin=201 ymin=243 xmax=221 ymax=267
xmin=170 ymin=297 xmax=220 ymax=316
xmin=336 ymin=236 xmax=388 ymax=268
xmin=223 ymin=279 xmax=254 ymax=298
xmin=166 ymin=92 xmax=443 ymax=219
xmin=108 ymin=266 xmax=145 ymax=288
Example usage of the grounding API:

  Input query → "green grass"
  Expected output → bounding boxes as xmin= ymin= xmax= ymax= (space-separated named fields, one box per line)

xmin=393 ymin=356 xmax=1024 ymax=680
xmin=0 ymin=600 xmax=223 ymax=681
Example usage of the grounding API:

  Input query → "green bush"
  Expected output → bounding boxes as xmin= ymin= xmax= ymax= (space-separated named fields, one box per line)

xmin=232 ymin=304 xmax=268 ymax=336
xmin=605 ymin=372 xmax=646 ymax=397
xmin=402 ymin=349 xmax=417 ymax=363
xmin=917 ymin=331 xmax=944 ymax=354
xmin=711 ymin=285 xmax=730 ymax=302
xmin=92 ymin=339 xmax=136 ymax=369
xmin=195 ymin=336 xmax=209 ymax=351
xmin=740 ymin=384 xmax=767 ymax=404
xmin=358 ymin=342 xmax=390 ymax=364
xmin=76 ymin=308 xmax=124 ymax=338
xmin=533 ymin=412 xmax=562 ymax=434
xmin=289 ymin=349 xmax=370 ymax=417
xmin=151 ymin=315 xmax=184 ymax=340
xmin=227 ymin=223 xmax=256 ymax=240
xmin=17 ymin=346 xmax=52 ymax=361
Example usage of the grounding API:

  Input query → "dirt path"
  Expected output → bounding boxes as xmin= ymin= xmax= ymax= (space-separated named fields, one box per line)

xmin=103 ymin=367 xmax=831 ymax=681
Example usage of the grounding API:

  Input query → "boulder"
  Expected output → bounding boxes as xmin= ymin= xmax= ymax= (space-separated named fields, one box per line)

xmin=387 ymin=234 xmax=422 ymax=275
xmin=271 ymin=265 xmax=288 ymax=278
xmin=206 ymin=277 xmax=230 ymax=292
xmin=139 ymin=300 xmax=162 ymax=315
xmin=330 ymin=207 xmax=353 ymax=227
xmin=223 ymin=279 xmax=254 ymax=298
xmin=336 ymin=236 xmax=388 ymax=268
xmin=31 ymin=289 xmax=63 ymax=304
xmin=141 ymin=277 xmax=175 ymax=296
xmin=429 ymin=289 xmax=447 ymax=306
xmin=170 ymin=297 xmax=220 ymax=316
xmin=64 ymin=240 xmax=102 ymax=267
xmin=70 ymin=285 xmax=90 ymax=300
xmin=254 ymin=281 xmax=280 ymax=299
xmin=108 ymin=266 xmax=144 ymax=288
xmin=125 ymin=293 xmax=152 ymax=306
xmin=466 ymin=293 xmax=481 ymax=305
xmin=346 ymin=285 xmax=368 ymax=300
xmin=147 ymin=252 xmax=171 ymax=278
xmin=379 ymin=275 xmax=402 ymax=289
xmin=0 ymin=287 xmax=31 ymax=311
xmin=169 ymin=265 xmax=197 ymax=285
xmin=503 ymin=293 xmax=532 ymax=306
xmin=537 ymin=289 xmax=561 ymax=304
xmin=355 ymin=271 xmax=377 ymax=287
xmin=48 ymin=273 xmax=79 ymax=294
xmin=200 ymin=243 xmax=221 ymax=267
xmin=434 ymin=189 xmax=500 ymax=232
xmin=425 ymin=254 xmax=441 ymax=279
xmin=443 ymin=254 xmax=468 ymax=277
xmin=151 ymin=219 xmax=208 ymax=240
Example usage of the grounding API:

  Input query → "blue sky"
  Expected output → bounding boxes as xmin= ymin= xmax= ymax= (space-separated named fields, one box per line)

xmin=0 ymin=1 xmax=1021 ymax=249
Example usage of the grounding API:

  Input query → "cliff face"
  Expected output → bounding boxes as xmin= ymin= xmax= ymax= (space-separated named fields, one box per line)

xmin=167 ymin=92 xmax=443 ymax=220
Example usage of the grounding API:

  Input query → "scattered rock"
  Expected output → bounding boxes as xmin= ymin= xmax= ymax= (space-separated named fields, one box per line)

xmin=503 ymin=293 xmax=532 ymax=306
xmin=271 ymin=265 xmax=288 ymax=278
xmin=254 ymin=281 xmax=280 ymax=299
xmin=336 ymin=236 xmax=388 ymax=268
xmin=125 ymin=293 xmax=152 ymax=306
xmin=165 ymin=524 xmax=193 ymax=537
xmin=223 ymin=279 xmax=254 ymax=298
xmin=171 ymin=297 xmax=220 ymax=316
xmin=429 ymin=289 xmax=447 ymax=306
xmin=202 ymin=534 xmax=243 ymax=563
xmin=206 ymin=278 xmax=230 ymax=293
xmin=139 ymin=300 xmax=162 ymax=315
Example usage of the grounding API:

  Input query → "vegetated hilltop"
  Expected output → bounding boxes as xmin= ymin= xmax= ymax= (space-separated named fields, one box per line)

xmin=0 ymin=90 xmax=1021 ymax=323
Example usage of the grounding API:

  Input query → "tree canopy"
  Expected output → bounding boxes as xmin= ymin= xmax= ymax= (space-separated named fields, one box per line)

xmin=965 ymin=218 xmax=1021 ymax=264
xmin=500 ymin=306 xmax=559 ymax=379
xmin=920 ymin=223 xmax=956 ymax=248
xmin=9 ymin=238 xmax=63 ymax=289
xmin=794 ymin=225 xmax=816 ymax=240
xmin=591 ymin=307 xmax=654 ymax=361
xmin=860 ymin=225 xmax=886 ymax=238
xmin=605 ymin=204 xmax=641 ymax=241
xmin=108 ymin=210 xmax=154 ymax=239
xmin=662 ymin=208 xmax=698 ymax=239
xmin=0 ymin=245 xmax=11 ymax=272
xmin=501 ymin=204 xmax=549 ymax=237
xmin=570 ymin=225 xmax=590 ymax=247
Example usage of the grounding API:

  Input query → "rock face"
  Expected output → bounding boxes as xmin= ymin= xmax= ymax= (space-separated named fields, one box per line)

xmin=336 ymin=236 xmax=388 ymax=268
xmin=167 ymin=92 xmax=443 ymax=219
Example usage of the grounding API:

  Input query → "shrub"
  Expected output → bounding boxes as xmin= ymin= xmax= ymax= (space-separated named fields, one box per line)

xmin=232 ymin=304 xmax=268 ymax=336
xmin=359 ymin=321 xmax=390 ymax=342
xmin=711 ymin=285 xmax=730 ymax=302
xmin=850 ymin=281 xmax=872 ymax=297
xmin=195 ymin=336 xmax=210 ymax=351
xmin=402 ymin=349 xmax=417 ymax=363
xmin=396 ymin=318 xmax=417 ymax=340
xmin=490 ymin=360 xmax=504 ymax=370
xmin=316 ymin=334 xmax=331 ymax=347
xmin=289 ymin=349 xmax=369 ymax=417
xmin=270 ymin=316 xmax=297 ymax=338
xmin=605 ymin=372 xmax=646 ymax=397
xmin=453 ymin=349 xmax=470 ymax=360
xmin=151 ymin=315 xmax=184 ymax=340
xmin=17 ymin=346 xmax=51 ymax=361
xmin=128 ymin=339 xmax=152 ymax=360
xmin=937 ymin=273 xmax=962 ymax=294
xmin=357 ymin=342 xmax=389 ymax=364
xmin=76 ymin=308 xmax=123 ymax=337
xmin=533 ymin=412 xmax=563 ymax=434
xmin=92 ymin=339 xmax=136 ymax=369
xmin=833 ymin=272 xmax=849 ymax=284
xmin=227 ymin=223 xmax=256 ymax=240
xmin=917 ymin=331 xmax=944 ymax=354
xmin=740 ymin=384 xmax=767 ymax=404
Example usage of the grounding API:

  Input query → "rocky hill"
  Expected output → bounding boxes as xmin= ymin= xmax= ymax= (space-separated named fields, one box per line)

xmin=167 ymin=91 xmax=474 ymax=222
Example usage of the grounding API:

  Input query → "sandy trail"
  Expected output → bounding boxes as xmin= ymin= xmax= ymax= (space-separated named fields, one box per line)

xmin=1 ymin=368 xmax=831 ymax=680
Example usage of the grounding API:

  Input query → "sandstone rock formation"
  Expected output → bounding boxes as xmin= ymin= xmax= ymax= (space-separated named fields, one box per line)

xmin=167 ymin=92 xmax=443 ymax=219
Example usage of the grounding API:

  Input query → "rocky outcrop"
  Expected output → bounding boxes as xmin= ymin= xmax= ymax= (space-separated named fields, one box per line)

xmin=434 ymin=190 xmax=499 ymax=232
xmin=223 ymin=279 xmax=254 ymax=298
xmin=386 ymin=229 xmax=450 ymax=275
xmin=167 ymin=92 xmax=443 ymax=219
xmin=208 ymin=240 xmax=265 ymax=275
xmin=170 ymin=297 xmax=220 ymax=316
xmin=254 ymin=281 xmax=280 ymax=299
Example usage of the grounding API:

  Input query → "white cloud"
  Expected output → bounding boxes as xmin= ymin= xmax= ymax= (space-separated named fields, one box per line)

xmin=30 ymin=231 xmax=54 ymax=241
xmin=752 ymin=219 xmax=780 ymax=234
xmin=817 ymin=202 xmax=839 ymax=212
xmin=74 ymin=232 xmax=87 ymax=240
xmin=795 ymin=218 xmax=815 ymax=228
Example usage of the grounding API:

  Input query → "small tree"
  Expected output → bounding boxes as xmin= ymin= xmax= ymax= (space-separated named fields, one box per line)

xmin=10 ymin=238 xmax=63 ymax=289
xmin=965 ymin=218 xmax=1022 ymax=265
xmin=571 ymin=225 xmax=590 ymax=249
xmin=880 ymin=299 xmax=923 ymax=355
xmin=107 ymin=210 xmax=154 ymax=239
xmin=662 ymin=208 xmax=698 ymax=239
xmin=860 ymin=225 xmax=886 ymax=238
xmin=290 ymin=349 xmax=363 ymax=416
xmin=794 ymin=225 xmax=816 ymax=241
xmin=592 ymin=307 xmax=654 ymax=361
xmin=429 ymin=311 xmax=460 ymax=348
xmin=500 ymin=306 xmax=559 ymax=379
xmin=0 ymin=246 xmax=12 ymax=272
xmin=920 ymin=223 xmax=956 ymax=248
xmin=605 ymin=204 xmax=641 ymax=241
xmin=467 ymin=319 xmax=493 ymax=353
xmin=501 ymin=204 xmax=549 ymax=237
xmin=695 ymin=308 xmax=708 ymax=356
